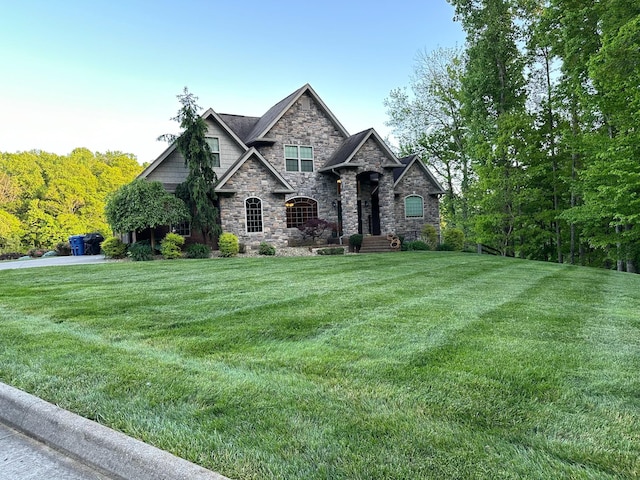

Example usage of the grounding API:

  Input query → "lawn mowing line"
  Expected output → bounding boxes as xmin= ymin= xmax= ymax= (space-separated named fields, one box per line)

xmin=3 ymin=255 xmax=639 ymax=479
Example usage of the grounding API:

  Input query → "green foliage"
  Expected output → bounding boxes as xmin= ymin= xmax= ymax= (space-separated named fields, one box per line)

xmin=101 ymin=237 xmax=127 ymax=259
xmin=128 ymin=242 xmax=153 ymax=261
xmin=420 ymin=224 xmax=438 ymax=250
xmin=160 ymin=233 xmax=185 ymax=260
xmin=437 ymin=243 xmax=455 ymax=251
xmin=164 ymin=88 xmax=220 ymax=244
xmin=384 ymin=47 xmax=471 ymax=233
xmin=443 ymin=228 xmax=465 ymax=251
xmin=407 ymin=240 xmax=430 ymax=251
xmin=258 ymin=242 xmax=276 ymax=256
xmin=0 ymin=149 xmax=141 ymax=251
xmin=218 ymin=232 xmax=239 ymax=257
xmin=316 ymin=247 xmax=345 ymax=255
xmin=184 ymin=243 xmax=211 ymax=259
xmin=105 ymin=179 xmax=189 ymax=245
xmin=0 ymin=210 xmax=23 ymax=253
xmin=348 ymin=234 xmax=363 ymax=247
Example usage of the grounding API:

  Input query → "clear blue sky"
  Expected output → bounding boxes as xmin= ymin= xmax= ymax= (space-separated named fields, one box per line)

xmin=0 ymin=0 xmax=464 ymax=163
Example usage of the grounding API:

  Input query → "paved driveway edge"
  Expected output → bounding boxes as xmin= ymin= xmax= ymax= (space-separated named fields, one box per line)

xmin=0 ymin=382 xmax=230 ymax=480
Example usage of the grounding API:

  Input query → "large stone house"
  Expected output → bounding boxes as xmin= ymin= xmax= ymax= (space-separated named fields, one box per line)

xmin=140 ymin=84 xmax=443 ymax=248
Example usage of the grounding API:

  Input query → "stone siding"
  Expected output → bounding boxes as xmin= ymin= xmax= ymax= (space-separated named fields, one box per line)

xmin=254 ymin=91 xmax=346 ymax=238
xmin=394 ymin=164 xmax=441 ymax=239
xmin=143 ymin=87 xmax=441 ymax=248
xmin=219 ymin=154 xmax=289 ymax=247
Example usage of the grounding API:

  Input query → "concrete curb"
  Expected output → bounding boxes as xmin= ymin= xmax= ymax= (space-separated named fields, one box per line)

xmin=0 ymin=382 xmax=230 ymax=480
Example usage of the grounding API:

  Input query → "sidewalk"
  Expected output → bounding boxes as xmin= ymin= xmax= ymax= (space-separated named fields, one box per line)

xmin=0 ymin=382 xmax=230 ymax=480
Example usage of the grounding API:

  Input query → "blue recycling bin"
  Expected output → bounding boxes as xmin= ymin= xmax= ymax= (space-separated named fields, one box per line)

xmin=69 ymin=235 xmax=86 ymax=256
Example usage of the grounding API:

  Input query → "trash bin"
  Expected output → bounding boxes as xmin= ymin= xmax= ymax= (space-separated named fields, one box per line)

xmin=83 ymin=233 xmax=104 ymax=255
xmin=69 ymin=235 xmax=85 ymax=256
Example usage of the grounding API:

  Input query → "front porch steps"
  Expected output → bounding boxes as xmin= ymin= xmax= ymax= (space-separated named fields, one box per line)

xmin=359 ymin=235 xmax=400 ymax=253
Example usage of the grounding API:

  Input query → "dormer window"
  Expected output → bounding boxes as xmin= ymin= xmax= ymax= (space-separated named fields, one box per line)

xmin=285 ymin=145 xmax=313 ymax=172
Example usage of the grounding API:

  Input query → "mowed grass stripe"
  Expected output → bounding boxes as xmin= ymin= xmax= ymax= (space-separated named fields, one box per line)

xmin=1 ymin=253 xmax=639 ymax=479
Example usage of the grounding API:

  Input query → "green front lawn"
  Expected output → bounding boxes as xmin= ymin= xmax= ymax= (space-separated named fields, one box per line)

xmin=1 ymin=253 xmax=639 ymax=479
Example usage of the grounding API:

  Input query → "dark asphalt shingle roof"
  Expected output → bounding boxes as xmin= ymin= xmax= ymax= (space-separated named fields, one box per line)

xmin=217 ymin=114 xmax=260 ymax=143
xmin=243 ymin=86 xmax=306 ymax=145
xmin=323 ymin=129 xmax=373 ymax=169
xmin=393 ymin=155 xmax=415 ymax=182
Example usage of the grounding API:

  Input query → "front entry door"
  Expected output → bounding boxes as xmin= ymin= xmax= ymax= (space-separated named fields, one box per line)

xmin=371 ymin=194 xmax=381 ymax=235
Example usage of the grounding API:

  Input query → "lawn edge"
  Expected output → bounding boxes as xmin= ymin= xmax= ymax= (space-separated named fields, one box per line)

xmin=0 ymin=381 xmax=230 ymax=480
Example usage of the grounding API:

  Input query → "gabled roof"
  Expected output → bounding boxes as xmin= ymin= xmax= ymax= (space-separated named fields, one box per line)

xmin=138 ymin=109 xmax=248 ymax=179
xmin=218 ymin=114 xmax=260 ymax=143
xmin=215 ymin=147 xmax=295 ymax=194
xmin=243 ymin=84 xmax=350 ymax=145
xmin=138 ymin=141 xmax=180 ymax=179
xmin=319 ymin=128 xmax=404 ymax=172
xmin=394 ymin=154 xmax=446 ymax=194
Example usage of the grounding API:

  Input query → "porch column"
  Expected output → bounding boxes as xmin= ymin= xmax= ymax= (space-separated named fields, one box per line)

xmin=339 ymin=170 xmax=358 ymax=236
xmin=378 ymin=172 xmax=396 ymax=235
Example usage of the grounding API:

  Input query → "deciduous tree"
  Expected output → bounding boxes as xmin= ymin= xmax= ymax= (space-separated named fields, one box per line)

xmin=105 ymin=178 xmax=189 ymax=249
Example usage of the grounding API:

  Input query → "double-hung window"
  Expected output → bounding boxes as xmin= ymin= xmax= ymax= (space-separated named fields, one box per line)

xmin=285 ymin=145 xmax=313 ymax=172
xmin=205 ymin=137 xmax=221 ymax=167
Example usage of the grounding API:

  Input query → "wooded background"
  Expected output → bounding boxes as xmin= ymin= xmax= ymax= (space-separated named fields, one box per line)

xmin=0 ymin=149 xmax=142 ymax=252
xmin=385 ymin=0 xmax=639 ymax=272
xmin=2 ymin=1 xmax=638 ymax=272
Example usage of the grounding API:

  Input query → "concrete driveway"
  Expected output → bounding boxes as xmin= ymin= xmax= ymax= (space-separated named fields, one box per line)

xmin=0 ymin=255 xmax=108 ymax=270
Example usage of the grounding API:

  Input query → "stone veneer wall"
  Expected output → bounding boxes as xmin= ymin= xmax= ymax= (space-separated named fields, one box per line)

xmin=394 ymin=164 xmax=441 ymax=238
xmin=219 ymin=155 xmax=289 ymax=247
xmin=341 ymin=138 xmax=397 ymax=235
xmin=255 ymin=92 xmax=347 ymax=238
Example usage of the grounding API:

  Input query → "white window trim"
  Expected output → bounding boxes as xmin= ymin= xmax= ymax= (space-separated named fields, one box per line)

xmin=284 ymin=144 xmax=314 ymax=172
xmin=245 ymin=196 xmax=264 ymax=234
xmin=205 ymin=136 xmax=221 ymax=167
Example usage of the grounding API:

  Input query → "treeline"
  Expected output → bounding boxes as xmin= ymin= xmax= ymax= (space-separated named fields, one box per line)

xmin=0 ymin=148 xmax=143 ymax=252
xmin=386 ymin=0 xmax=639 ymax=272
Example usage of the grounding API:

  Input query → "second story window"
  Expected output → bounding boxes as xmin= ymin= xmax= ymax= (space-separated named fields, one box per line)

xmin=205 ymin=137 xmax=221 ymax=167
xmin=285 ymin=145 xmax=313 ymax=172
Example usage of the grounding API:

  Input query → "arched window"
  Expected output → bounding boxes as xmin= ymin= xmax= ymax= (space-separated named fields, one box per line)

xmin=246 ymin=197 xmax=263 ymax=233
xmin=285 ymin=197 xmax=318 ymax=228
xmin=404 ymin=195 xmax=424 ymax=218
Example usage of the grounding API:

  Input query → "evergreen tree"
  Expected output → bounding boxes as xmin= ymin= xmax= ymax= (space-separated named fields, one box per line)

xmin=161 ymin=87 xmax=221 ymax=245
